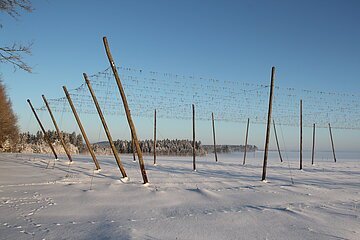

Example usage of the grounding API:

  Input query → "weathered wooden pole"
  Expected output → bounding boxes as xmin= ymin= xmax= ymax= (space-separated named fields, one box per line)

xmin=84 ymin=73 xmax=127 ymax=178
xmin=131 ymin=135 xmax=136 ymax=162
xmin=261 ymin=67 xmax=275 ymax=181
xmin=193 ymin=104 xmax=196 ymax=171
xmin=42 ymin=95 xmax=72 ymax=163
xmin=103 ymin=37 xmax=148 ymax=184
xmin=212 ymin=112 xmax=218 ymax=163
xmin=62 ymin=86 xmax=101 ymax=170
xmin=272 ymin=119 xmax=283 ymax=163
xmin=153 ymin=109 xmax=157 ymax=165
xmin=300 ymin=99 xmax=303 ymax=170
xmin=243 ymin=118 xmax=250 ymax=165
xmin=312 ymin=123 xmax=316 ymax=165
xmin=328 ymin=123 xmax=337 ymax=163
xmin=27 ymin=99 xmax=58 ymax=160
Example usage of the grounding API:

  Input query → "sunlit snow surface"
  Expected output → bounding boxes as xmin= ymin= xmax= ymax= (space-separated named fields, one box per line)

xmin=0 ymin=152 xmax=359 ymax=240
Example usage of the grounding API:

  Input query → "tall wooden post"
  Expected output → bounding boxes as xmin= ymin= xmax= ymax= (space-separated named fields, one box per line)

xmin=328 ymin=123 xmax=337 ymax=163
xmin=273 ymin=119 xmax=283 ymax=163
xmin=300 ymin=99 xmax=303 ymax=170
xmin=42 ymin=95 xmax=72 ymax=162
xmin=243 ymin=118 xmax=250 ymax=165
xmin=103 ymin=37 xmax=148 ymax=184
xmin=27 ymin=99 xmax=58 ymax=160
xmin=212 ymin=112 xmax=218 ymax=163
xmin=62 ymin=86 xmax=101 ymax=170
xmin=84 ymin=73 xmax=127 ymax=178
xmin=261 ymin=67 xmax=275 ymax=181
xmin=131 ymin=135 xmax=136 ymax=162
xmin=192 ymin=104 xmax=196 ymax=171
xmin=312 ymin=123 xmax=316 ymax=165
xmin=153 ymin=109 xmax=157 ymax=165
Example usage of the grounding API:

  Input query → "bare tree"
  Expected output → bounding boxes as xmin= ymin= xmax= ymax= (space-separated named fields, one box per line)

xmin=0 ymin=0 xmax=33 ymax=73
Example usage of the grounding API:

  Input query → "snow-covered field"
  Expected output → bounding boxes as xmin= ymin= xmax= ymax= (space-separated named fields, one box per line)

xmin=0 ymin=152 xmax=359 ymax=240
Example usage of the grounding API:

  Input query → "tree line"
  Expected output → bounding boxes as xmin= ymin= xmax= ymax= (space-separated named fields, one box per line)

xmin=18 ymin=130 xmax=84 ymax=151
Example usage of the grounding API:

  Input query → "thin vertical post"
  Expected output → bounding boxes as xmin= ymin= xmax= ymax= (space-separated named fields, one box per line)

xmin=243 ymin=118 xmax=250 ymax=165
xmin=131 ymin=135 xmax=136 ymax=162
xmin=261 ymin=67 xmax=275 ymax=181
xmin=312 ymin=123 xmax=316 ymax=165
xmin=153 ymin=109 xmax=157 ymax=165
xmin=84 ymin=73 xmax=127 ymax=178
xmin=328 ymin=123 xmax=337 ymax=163
xmin=193 ymin=104 xmax=196 ymax=171
xmin=300 ymin=99 xmax=303 ymax=170
xmin=62 ymin=86 xmax=101 ymax=170
xmin=273 ymin=119 xmax=283 ymax=163
xmin=212 ymin=112 xmax=218 ymax=162
xmin=42 ymin=95 xmax=72 ymax=162
xmin=103 ymin=37 xmax=148 ymax=184
xmin=27 ymin=99 xmax=58 ymax=160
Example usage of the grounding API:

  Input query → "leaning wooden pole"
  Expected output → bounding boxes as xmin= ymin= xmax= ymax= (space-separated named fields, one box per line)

xmin=300 ymin=99 xmax=303 ymax=170
xmin=153 ymin=109 xmax=157 ymax=165
xmin=131 ymin=135 xmax=136 ymax=162
xmin=27 ymin=99 xmax=58 ymax=160
xmin=211 ymin=112 xmax=218 ymax=163
xmin=312 ymin=123 xmax=316 ymax=165
xmin=261 ymin=67 xmax=275 ymax=181
xmin=192 ymin=104 xmax=196 ymax=171
xmin=84 ymin=73 xmax=127 ymax=178
xmin=328 ymin=123 xmax=337 ymax=163
xmin=62 ymin=86 xmax=101 ymax=170
xmin=42 ymin=95 xmax=72 ymax=163
xmin=243 ymin=118 xmax=250 ymax=165
xmin=272 ymin=119 xmax=283 ymax=163
xmin=103 ymin=37 xmax=148 ymax=184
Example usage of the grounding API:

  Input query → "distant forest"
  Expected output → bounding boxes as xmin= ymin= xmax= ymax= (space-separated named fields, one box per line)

xmin=18 ymin=131 xmax=85 ymax=152
xmin=4 ymin=131 xmax=257 ymax=156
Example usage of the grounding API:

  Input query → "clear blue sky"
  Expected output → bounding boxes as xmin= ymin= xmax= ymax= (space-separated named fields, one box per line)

xmin=1 ymin=0 xmax=360 ymax=151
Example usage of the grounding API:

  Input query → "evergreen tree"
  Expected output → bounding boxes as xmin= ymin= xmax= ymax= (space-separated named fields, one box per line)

xmin=0 ymin=81 xmax=19 ymax=151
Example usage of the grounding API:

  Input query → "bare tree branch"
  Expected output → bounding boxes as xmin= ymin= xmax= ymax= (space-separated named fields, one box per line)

xmin=0 ymin=0 xmax=33 ymax=73
xmin=0 ymin=42 xmax=33 ymax=73
xmin=0 ymin=0 xmax=33 ymax=20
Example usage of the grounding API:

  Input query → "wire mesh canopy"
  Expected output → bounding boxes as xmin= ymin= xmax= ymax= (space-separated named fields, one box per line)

xmin=37 ymin=66 xmax=360 ymax=130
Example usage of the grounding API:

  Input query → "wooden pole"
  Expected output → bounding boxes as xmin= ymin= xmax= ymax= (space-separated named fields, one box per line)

xmin=131 ymin=135 xmax=136 ymax=162
xmin=272 ymin=119 xmax=283 ymax=163
xmin=328 ymin=123 xmax=337 ymax=163
xmin=300 ymin=99 xmax=303 ymax=170
xmin=153 ymin=109 xmax=157 ymax=165
xmin=243 ymin=118 xmax=250 ymax=165
xmin=27 ymin=99 xmax=58 ymax=160
xmin=261 ymin=67 xmax=275 ymax=181
xmin=62 ymin=86 xmax=101 ymax=170
xmin=193 ymin=104 xmax=196 ymax=171
xmin=103 ymin=37 xmax=148 ymax=184
xmin=42 ymin=95 xmax=72 ymax=162
xmin=312 ymin=123 xmax=315 ymax=165
xmin=212 ymin=112 xmax=218 ymax=163
xmin=84 ymin=73 xmax=127 ymax=178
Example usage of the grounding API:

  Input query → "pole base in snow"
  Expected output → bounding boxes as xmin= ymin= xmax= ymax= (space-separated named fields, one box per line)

xmin=120 ymin=177 xmax=129 ymax=183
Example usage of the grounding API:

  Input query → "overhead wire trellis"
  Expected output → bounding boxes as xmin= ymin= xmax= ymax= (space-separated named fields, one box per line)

xmin=37 ymin=66 xmax=360 ymax=130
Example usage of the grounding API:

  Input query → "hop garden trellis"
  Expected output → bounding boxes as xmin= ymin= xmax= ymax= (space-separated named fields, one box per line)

xmin=27 ymin=36 xmax=360 ymax=184
xmin=37 ymin=65 xmax=360 ymax=130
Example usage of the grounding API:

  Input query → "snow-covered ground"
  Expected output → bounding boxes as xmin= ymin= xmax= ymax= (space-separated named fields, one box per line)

xmin=0 ymin=151 xmax=359 ymax=240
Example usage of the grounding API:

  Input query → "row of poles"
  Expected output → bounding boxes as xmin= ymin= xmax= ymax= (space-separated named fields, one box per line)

xmin=27 ymin=37 xmax=148 ymax=183
xmin=26 ymin=40 xmax=338 ymax=184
